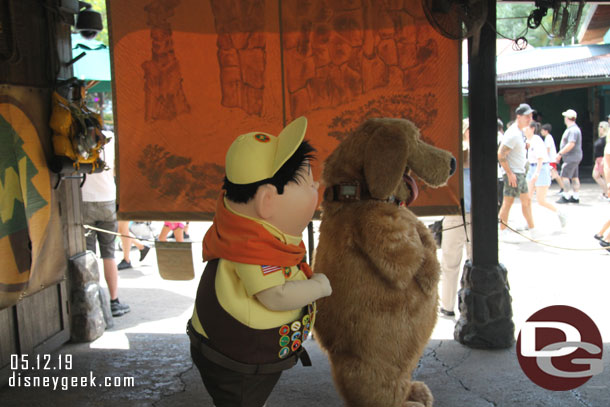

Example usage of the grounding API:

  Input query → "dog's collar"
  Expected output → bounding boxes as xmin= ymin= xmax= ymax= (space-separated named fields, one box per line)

xmin=323 ymin=181 xmax=413 ymax=207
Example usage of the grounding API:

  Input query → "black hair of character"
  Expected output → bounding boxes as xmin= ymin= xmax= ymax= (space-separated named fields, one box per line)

xmin=223 ymin=140 xmax=316 ymax=203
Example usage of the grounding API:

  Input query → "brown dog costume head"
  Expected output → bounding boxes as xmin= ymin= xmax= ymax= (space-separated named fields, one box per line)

xmin=322 ymin=118 xmax=456 ymax=206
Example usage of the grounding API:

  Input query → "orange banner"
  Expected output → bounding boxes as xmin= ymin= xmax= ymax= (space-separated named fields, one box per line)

xmin=109 ymin=0 xmax=461 ymax=220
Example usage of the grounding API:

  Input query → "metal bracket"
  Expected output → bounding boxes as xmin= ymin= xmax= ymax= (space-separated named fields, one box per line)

xmin=53 ymin=173 xmax=86 ymax=190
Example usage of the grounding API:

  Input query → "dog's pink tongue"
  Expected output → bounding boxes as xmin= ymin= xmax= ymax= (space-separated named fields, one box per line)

xmin=404 ymin=174 xmax=418 ymax=206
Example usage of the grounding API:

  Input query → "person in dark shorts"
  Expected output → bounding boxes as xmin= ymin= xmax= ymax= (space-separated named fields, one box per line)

xmin=498 ymin=103 xmax=540 ymax=241
xmin=81 ymin=132 xmax=130 ymax=317
xmin=555 ymin=109 xmax=583 ymax=204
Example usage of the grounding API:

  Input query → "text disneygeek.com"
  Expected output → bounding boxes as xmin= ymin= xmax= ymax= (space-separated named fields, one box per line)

xmin=9 ymin=354 xmax=135 ymax=391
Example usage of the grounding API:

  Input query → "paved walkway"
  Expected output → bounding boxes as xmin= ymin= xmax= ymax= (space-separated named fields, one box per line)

xmin=1 ymin=183 xmax=608 ymax=406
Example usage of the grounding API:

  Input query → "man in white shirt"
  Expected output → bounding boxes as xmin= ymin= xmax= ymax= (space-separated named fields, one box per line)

xmin=498 ymin=103 xmax=539 ymax=241
xmin=81 ymin=131 xmax=130 ymax=317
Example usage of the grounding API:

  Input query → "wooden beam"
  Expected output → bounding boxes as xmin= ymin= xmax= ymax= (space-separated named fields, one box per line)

xmin=469 ymin=1 xmax=499 ymax=267
xmin=456 ymin=0 xmax=515 ymax=350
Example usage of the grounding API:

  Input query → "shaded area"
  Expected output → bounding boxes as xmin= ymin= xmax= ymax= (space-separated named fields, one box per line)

xmin=0 ymin=333 xmax=191 ymax=406
xmin=1 ymin=336 xmax=608 ymax=406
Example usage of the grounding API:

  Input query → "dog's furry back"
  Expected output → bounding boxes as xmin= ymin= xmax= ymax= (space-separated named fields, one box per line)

xmin=314 ymin=118 xmax=455 ymax=407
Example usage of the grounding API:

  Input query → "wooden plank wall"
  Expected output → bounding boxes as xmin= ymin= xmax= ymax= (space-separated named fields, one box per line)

xmin=0 ymin=308 xmax=18 ymax=368
xmin=0 ymin=0 xmax=76 ymax=385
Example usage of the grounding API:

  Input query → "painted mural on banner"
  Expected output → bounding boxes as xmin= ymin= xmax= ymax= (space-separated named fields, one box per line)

xmin=109 ymin=0 xmax=461 ymax=220
xmin=0 ymin=100 xmax=66 ymax=310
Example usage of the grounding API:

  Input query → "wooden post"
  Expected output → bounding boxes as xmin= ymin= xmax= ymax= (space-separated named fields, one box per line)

xmin=56 ymin=22 xmax=108 ymax=342
xmin=469 ymin=2 xmax=499 ymax=267
xmin=454 ymin=0 xmax=515 ymax=349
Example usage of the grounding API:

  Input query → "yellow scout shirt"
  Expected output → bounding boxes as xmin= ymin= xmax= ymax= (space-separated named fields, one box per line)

xmin=191 ymin=199 xmax=309 ymax=337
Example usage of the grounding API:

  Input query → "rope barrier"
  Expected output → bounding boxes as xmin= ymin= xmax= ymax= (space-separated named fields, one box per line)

xmin=83 ymin=224 xmax=201 ymax=244
xmin=430 ymin=220 xmax=609 ymax=252
xmin=440 ymin=223 xmax=471 ymax=233
xmin=498 ymin=221 xmax=610 ymax=252
xmin=84 ymin=222 xmax=609 ymax=253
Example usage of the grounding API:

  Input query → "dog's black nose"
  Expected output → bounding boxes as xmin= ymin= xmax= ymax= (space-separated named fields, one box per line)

xmin=449 ymin=157 xmax=456 ymax=175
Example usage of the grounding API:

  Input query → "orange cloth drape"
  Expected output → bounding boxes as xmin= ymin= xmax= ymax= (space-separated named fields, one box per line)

xmin=109 ymin=0 xmax=461 ymax=220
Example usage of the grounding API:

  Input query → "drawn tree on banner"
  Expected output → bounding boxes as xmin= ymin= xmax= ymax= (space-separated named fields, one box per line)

xmin=142 ymin=0 xmax=191 ymax=121
xmin=0 ymin=115 xmax=47 ymax=273
xmin=210 ymin=0 xmax=266 ymax=116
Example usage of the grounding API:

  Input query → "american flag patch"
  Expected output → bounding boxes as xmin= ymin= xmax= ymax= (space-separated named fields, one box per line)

xmin=261 ymin=265 xmax=282 ymax=276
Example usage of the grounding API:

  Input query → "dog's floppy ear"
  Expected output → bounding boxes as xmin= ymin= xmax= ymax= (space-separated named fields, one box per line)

xmin=363 ymin=121 xmax=408 ymax=199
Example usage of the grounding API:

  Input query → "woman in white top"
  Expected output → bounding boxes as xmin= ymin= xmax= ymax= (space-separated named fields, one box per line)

xmin=540 ymin=123 xmax=565 ymax=193
xmin=525 ymin=121 xmax=566 ymax=228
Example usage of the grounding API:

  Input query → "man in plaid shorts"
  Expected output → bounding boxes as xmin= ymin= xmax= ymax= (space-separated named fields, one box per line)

xmin=498 ymin=103 xmax=540 ymax=241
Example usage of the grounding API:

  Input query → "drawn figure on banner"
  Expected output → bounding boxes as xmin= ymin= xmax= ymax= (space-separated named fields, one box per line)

xmin=208 ymin=1 xmax=440 ymax=118
xmin=142 ymin=0 xmax=191 ymax=121
xmin=210 ymin=0 xmax=266 ymax=116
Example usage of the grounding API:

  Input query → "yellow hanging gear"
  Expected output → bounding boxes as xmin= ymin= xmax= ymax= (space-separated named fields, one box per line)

xmin=50 ymin=80 xmax=109 ymax=173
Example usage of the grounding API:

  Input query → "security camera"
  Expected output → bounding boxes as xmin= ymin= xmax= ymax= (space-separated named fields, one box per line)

xmin=76 ymin=1 xmax=103 ymax=40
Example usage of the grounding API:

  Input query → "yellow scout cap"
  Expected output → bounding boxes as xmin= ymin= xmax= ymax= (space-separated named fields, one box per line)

xmin=225 ymin=117 xmax=308 ymax=184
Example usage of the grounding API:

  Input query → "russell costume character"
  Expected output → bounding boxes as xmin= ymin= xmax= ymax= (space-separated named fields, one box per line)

xmin=187 ymin=117 xmax=332 ymax=407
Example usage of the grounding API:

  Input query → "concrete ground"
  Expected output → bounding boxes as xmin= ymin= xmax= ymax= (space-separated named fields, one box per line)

xmin=1 ymin=182 xmax=609 ymax=406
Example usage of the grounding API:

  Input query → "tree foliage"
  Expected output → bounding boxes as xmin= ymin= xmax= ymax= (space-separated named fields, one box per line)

xmin=496 ymin=3 xmax=591 ymax=48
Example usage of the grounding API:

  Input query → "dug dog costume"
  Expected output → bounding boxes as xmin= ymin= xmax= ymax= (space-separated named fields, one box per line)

xmin=188 ymin=117 xmax=332 ymax=407
xmin=314 ymin=118 xmax=456 ymax=407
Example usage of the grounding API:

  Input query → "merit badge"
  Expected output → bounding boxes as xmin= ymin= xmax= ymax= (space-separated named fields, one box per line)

xmin=279 ymin=335 xmax=290 ymax=347
xmin=308 ymin=303 xmax=315 ymax=315
xmin=279 ymin=347 xmax=290 ymax=359
xmin=279 ymin=325 xmax=290 ymax=336
xmin=254 ymin=133 xmax=270 ymax=143
xmin=291 ymin=321 xmax=302 ymax=332
xmin=291 ymin=339 xmax=302 ymax=352
xmin=291 ymin=331 xmax=301 ymax=342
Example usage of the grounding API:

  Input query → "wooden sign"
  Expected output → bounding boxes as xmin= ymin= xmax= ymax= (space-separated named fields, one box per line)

xmin=0 ymin=96 xmax=67 ymax=310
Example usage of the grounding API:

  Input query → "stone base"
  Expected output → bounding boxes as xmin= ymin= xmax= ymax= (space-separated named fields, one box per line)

xmin=454 ymin=261 xmax=514 ymax=349
xmin=68 ymin=251 xmax=108 ymax=342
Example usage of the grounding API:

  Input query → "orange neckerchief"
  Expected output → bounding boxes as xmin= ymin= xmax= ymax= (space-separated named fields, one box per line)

xmin=203 ymin=193 xmax=312 ymax=277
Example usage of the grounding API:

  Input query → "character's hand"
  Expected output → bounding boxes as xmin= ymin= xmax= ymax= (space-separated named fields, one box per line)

xmin=311 ymin=273 xmax=332 ymax=297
